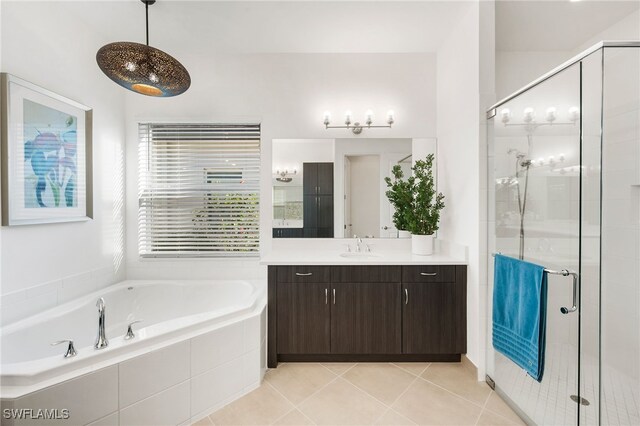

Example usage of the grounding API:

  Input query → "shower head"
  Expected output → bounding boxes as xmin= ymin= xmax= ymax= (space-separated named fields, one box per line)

xmin=507 ymin=148 xmax=526 ymax=158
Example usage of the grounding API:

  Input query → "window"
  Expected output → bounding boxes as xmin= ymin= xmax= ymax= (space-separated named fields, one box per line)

xmin=138 ymin=123 xmax=260 ymax=257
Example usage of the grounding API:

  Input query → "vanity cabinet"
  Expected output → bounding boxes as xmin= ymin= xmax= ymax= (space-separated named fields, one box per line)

xmin=268 ymin=264 xmax=467 ymax=367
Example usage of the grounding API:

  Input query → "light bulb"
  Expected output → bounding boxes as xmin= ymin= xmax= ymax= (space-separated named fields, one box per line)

xmin=568 ymin=106 xmax=580 ymax=122
xmin=365 ymin=109 xmax=373 ymax=126
xmin=545 ymin=107 xmax=557 ymax=123
xmin=500 ymin=108 xmax=511 ymax=124
xmin=124 ymin=61 xmax=137 ymax=72
xmin=345 ymin=110 xmax=352 ymax=126
xmin=523 ymin=107 xmax=535 ymax=123
xmin=386 ymin=110 xmax=395 ymax=126
xmin=323 ymin=111 xmax=331 ymax=126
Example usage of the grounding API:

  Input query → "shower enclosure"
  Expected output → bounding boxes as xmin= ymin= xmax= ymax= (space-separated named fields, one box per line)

xmin=486 ymin=42 xmax=640 ymax=425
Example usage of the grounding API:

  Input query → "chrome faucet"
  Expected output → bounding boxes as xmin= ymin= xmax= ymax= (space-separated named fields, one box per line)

xmin=95 ymin=297 xmax=108 ymax=350
xmin=355 ymin=237 xmax=363 ymax=253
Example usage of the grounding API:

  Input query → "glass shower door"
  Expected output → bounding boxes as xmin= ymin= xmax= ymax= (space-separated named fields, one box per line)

xmin=487 ymin=63 xmax=583 ymax=425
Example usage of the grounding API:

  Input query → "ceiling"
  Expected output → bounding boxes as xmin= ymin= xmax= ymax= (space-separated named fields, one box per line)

xmin=66 ymin=1 xmax=473 ymax=54
xmin=496 ymin=0 xmax=640 ymax=52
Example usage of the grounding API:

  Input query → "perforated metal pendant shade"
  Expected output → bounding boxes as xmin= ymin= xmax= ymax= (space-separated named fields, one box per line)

xmin=96 ymin=1 xmax=190 ymax=97
xmin=97 ymin=42 xmax=190 ymax=97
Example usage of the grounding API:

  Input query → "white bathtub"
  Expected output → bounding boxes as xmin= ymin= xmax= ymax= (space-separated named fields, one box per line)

xmin=0 ymin=280 xmax=267 ymax=425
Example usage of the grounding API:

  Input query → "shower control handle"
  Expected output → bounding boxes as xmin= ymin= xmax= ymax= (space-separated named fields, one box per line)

xmin=125 ymin=320 xmax=143 ymax=340
xmin=51 ymin=339 xmax=77 ymax=358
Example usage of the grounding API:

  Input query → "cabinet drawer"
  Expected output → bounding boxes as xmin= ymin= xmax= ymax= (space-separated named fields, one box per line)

xmin=277 ymin=266 xmax=331 ymax=283
xmin=402 ymin=265 xmax=456 ymax=283
xmin=331 ymin=266 xmax=401 ymax=283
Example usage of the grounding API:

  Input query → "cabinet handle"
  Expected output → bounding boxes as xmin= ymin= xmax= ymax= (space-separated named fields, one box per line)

xmin=404 ymin=288 xmax=409 ymax=305
xmin=295 ymin=272 xmax=313 ymax=276
xmin=420 ymin=272 xmax=437 ymax=276
xmin=332 ymin=288 xmax=336 ymax=304
xmin=325 ymin=288 xmax=328 ymax=304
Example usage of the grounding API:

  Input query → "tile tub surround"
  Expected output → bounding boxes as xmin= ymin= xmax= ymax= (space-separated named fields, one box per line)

xmin=195 ymin=362 xmax=524 ymax=425
xmin=0 ymin=307 xmax=267 ymax=426
xmin=0 ymin=266 xmax=121 ymax=327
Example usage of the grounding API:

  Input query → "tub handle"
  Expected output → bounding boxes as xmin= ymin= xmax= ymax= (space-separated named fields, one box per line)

xmin=51 ymin=339 xmax=77 ymax=358
xmin=125 ymin=320 xmax=143 ymax=340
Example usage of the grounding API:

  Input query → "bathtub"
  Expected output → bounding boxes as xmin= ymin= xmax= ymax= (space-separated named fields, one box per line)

xmin=0 ymin=280 xmax=267 ymax=425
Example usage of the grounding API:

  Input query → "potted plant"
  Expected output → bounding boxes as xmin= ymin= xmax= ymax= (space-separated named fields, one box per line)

xmin=406 ymin=154 xmax=445 ymax=255
xmin=384 ymin=164 xmax=412 ymax=238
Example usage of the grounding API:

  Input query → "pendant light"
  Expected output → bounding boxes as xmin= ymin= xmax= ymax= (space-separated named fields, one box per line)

xmin=96 ymin=0 xmax=190 ymax=97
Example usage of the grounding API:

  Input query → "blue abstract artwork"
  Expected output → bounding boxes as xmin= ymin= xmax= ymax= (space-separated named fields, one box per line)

xmin=23 ymin=99 xmax=78 ymax=209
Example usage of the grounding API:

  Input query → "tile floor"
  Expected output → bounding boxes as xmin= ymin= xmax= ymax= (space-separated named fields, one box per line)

xmin=194 ymin=362 xmax=525 ymax=425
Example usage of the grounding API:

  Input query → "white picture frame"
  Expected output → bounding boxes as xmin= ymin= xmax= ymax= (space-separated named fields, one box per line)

xmin=1 ymin=73 xmax=93 ymax=225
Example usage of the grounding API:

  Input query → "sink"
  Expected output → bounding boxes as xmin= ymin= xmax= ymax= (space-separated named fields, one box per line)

xmin=339 ymin=252 xmax=382 ymax=259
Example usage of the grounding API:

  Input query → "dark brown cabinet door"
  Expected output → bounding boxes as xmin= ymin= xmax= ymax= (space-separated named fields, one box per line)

xmin=277 ymin=282 xmax=330 ymax=354
xmin=331 ymin=282 xmax=401 ymax=354
xmin=317 ymin=195 xmax=333 ymax=230
xmin=303 ymin=163 xmax=318 ymax=195
xmin=402 ymin=280 xmax=466 ymax=354
xmin=317 ymin=163 xmax=334 ymax=195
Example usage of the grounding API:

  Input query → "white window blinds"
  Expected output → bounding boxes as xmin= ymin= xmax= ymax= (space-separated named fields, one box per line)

xmin=138 ymin=123 xmax=260 ymax=257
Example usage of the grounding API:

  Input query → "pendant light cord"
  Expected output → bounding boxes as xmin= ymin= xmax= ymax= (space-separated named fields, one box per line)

xmin=145 ymin=1 xmax=149 ymax=46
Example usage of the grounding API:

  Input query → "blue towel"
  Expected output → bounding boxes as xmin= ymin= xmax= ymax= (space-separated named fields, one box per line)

xmin=492 ymin=254 xmax=548 ymax=382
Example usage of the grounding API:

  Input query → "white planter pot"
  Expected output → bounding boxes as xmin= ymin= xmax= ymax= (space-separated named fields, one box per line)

xmin=398 ymin=230 xmax=411 ymax=239
xmin=412 ymin=234 xmax=434 ymax=256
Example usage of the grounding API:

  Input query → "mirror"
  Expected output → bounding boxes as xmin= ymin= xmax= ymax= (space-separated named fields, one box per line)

xmin=272 ymin=138 xmax=436 ymax=238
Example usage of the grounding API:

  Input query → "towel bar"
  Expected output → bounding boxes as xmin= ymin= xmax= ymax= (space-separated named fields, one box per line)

xmin=491 ymin=252 xmax=578 ymax=314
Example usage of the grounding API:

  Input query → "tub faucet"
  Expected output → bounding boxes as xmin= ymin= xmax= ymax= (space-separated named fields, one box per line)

xmin=95 ymin=297 xmax=108 ymax=350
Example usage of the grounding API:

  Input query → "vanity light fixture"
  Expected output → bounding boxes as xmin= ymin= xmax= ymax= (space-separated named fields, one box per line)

xmin=500 ymin=105 xmax=580 ymax=130
xmin=96 ymin=0 xmax=191 ymax=97
xmin=323 ymin=110 xmax=395 ymax=134
xmin=275 ymin=169 xmax=297 ymax=183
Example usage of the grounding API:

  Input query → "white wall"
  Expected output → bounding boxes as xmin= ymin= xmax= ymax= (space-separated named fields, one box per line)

xmin=495 ymin=9 xmax=640 ymax=101
xmin=124 ymin=53 xmax=437 ymax=280
xmin=0 ymin=2 xmax=126 ymax=324
xmin=436 ymin=2 xmax=483 ymax=372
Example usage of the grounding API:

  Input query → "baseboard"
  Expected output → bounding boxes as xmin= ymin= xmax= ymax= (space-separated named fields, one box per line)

xmin=276 ymin=353 xmax=461 ymax=364
xmin=461 ymin=354 xmax=478 ymax=377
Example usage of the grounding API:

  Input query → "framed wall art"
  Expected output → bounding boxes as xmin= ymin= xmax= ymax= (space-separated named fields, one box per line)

xmin=1 ymin=73 xmax=93 ymax=225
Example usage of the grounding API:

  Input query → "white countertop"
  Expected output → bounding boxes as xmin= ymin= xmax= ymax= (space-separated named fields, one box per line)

xmin=260 ymin=239 xmax=467 ymax=265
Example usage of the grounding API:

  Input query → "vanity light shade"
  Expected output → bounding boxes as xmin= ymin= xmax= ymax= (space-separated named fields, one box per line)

xmin=386 ymin=110 xmax=395 ymax=125
xmin=97 ymin=42 xmax=191 ymax=97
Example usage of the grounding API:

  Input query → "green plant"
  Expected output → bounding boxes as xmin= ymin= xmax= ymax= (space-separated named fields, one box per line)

xmin=384 ymin=165 xmax=413 ymax=231
xmin=406 ymin=154 xmax=445 ymax=235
